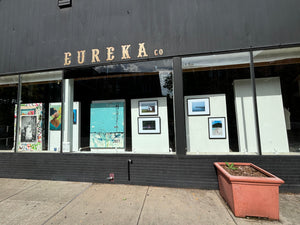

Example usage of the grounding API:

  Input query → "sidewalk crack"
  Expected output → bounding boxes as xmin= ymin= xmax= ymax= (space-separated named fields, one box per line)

xmin=41 ymin=182 xmax=92 ymax=225
xmin=214 ymin=190 xmax=238 ymax=225
xmin=136 ymin=186 xmax=149 ymax=225
xmin=0 ymin=181 xmax=40 ymax=203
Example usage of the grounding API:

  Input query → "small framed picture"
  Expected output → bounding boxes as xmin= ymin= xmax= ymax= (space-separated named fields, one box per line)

xmin=139 ymin=100 xmax=158 ymax=116
xmin=208 ymin=117 xmax=226 ymax=139
xmin=138 ymin=117 xmax=161 ymax=134
xmin=187 ymin=98 xmax=210 ymax=116
xmin=73 ymin=109 xmax=77 ymax=124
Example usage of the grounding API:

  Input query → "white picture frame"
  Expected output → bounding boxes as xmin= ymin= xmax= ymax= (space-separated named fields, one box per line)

xmin=138 ymin=117 xmax=161 ymax=134
xmin=208 ymin=117 xmax=226 ymax=139
xmin=187 ymin=98 xmax=210 ymax=116
xmin=139 ymin=100 xmax=158 ymax=116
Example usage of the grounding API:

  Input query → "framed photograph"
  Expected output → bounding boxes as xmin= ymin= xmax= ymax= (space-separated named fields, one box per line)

xmin=208 ymin=117 xmax=226 ymax=139
xmin=138 ymin=117 xmax=161 ymax=134
xmin=139 ymin=100 xmax=158 ymax=116
xmin=187 ymin=98 xmax=210 ymax=116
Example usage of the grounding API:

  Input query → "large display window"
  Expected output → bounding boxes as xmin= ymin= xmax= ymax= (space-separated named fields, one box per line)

xmin=0 ymin=75 xmax=18 ymax=152
xmin=64 ymin=59 xmax=175 ymax=154
xmin=16 ymin=71 xmax=62 ymax=152
xmin=182 ymin=52 xmax=255 ymax=154
xmin=253 ymin=47 xmax=300 ymax=154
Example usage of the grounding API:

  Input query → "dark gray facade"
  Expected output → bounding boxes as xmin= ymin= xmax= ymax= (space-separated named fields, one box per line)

xmin=0 ymin=0 xmax=300 ymax=75
xmin=0 ymin=1 xmax=300 ymax=192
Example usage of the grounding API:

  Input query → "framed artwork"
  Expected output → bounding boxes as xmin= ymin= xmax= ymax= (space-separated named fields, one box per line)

xmin=208 ymin=117 xmax=226 ymax=139
xmin=15 ymin=103 xmax=43 ymax=151
xmin=90 ymin=100 xmax=125 ymax=148
xmin=187 ymin=98 xmax=210 ymax=116
xmin=138 ymin=117 xmax=161 ymax=134
xmin=73 ymin=109 xmax=77 ymax=124
xmin=49 ymin=104 xmax=62 ymax=130
xmin=139 ymin=100 xmax=158 ymax=116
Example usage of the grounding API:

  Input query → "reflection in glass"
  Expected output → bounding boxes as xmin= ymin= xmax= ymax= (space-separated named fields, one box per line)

xmin=0 ymin=76 xmax=18 ymax=151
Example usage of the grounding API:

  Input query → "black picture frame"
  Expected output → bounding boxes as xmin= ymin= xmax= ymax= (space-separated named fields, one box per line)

xmin=208 ymin=117 xmax=226 ymax=139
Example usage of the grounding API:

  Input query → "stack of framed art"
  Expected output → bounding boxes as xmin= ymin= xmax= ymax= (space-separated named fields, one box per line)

xmin=138 ymin=100 xmax=160 ymax=134
xmin=185 ymin=94 xmax=229 ymax=153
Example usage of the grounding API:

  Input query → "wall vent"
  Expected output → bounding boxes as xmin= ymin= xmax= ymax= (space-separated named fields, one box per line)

xmin=58 ymin=0 xmax=72 ymax=8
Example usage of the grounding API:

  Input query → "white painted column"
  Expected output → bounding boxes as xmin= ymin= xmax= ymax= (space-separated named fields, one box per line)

xmin=62 ymin=79 xmax=74 ymax=152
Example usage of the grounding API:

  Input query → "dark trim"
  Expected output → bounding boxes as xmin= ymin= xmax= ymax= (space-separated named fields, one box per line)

xmin=60 ymin=79 xmax=65 ymax=153
xmin=250 ymin=51 xmax=262 ymax=155
xmin=14 ymin=75 xmax=22 ymax=153
xmin=173 ymin=57 xmax=186 ymax=155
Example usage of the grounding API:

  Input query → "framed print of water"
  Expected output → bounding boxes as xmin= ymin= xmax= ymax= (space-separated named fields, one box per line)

xmin=208 ymin=117 xmax=226 ymax=139
xmin=187 ymin=98 xmax=210 ymax=116
xmin=139 ymin=100 xmax=158 ymax=116
xmin=138 ymin=117 xmax=161 ymax=134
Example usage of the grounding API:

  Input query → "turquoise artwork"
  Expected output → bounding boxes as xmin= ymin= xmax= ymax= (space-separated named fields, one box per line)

xmin=90 ymin=101 xmax=125 ymax=148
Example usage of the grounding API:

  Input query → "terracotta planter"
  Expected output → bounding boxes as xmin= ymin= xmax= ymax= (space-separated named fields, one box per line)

xmin=214 ymin=162 xmax=284 ymax=220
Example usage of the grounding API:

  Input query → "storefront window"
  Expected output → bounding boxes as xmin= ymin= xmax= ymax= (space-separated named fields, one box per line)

xmin=182 ymin=52 xmax=256 ymax=154
xmin=64 ymin=59 xmax=174 ymax=154
xmin=0 ymin=75 xmax=18 ymax=151
xmin=16 ymin=71 xmax=62 ymax=152
xmin=253 ymin=47 xmax=300 ymax=154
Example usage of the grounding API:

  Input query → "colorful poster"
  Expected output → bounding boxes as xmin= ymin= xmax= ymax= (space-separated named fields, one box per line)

xmin=15 ymin=103 xmax=43 ymax=151
xmin=49 ymin=104 xmax=61 ymax=130
xmin=90 ymin=100 xmax=125 ymax=148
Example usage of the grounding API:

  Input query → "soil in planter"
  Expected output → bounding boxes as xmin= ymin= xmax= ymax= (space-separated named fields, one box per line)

xmin=221 ymin=165 xmax=268 ymax=177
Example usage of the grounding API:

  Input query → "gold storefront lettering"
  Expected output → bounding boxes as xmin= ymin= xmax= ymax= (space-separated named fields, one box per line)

xmin=64 ymin=42 xmax=163 ymax=66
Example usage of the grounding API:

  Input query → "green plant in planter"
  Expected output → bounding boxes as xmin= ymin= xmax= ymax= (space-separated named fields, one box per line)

xmin=225 ymin=162 xmax=237 ymax=170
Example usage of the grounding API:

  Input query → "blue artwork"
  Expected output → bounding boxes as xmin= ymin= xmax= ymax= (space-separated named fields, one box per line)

xmin=90 ymin=101 xmax=125 ymax=148
xmin=192 ymin=101 xmax=205 ymax=112
xmin=73 ymin=109 xmax=77 ymax=124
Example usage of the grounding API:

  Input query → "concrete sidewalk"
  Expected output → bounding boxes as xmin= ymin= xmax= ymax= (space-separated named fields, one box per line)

xmin=0 ymin=179 xmax=299 ymax=225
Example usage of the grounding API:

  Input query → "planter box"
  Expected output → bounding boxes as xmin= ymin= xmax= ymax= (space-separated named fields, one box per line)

xmin=214 ymin=162 xmax=284 ymax=220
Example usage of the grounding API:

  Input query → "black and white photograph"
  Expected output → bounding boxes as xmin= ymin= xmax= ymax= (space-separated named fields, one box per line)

xmin=21 ymin=116 xmax=37 ymax=142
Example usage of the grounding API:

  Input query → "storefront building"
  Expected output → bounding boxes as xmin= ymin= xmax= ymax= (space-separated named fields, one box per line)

xmin=0 ymin=1 xmax=300 ymax=192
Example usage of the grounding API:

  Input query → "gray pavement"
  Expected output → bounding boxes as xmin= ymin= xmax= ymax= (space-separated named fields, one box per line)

xmin=0 ymin=178 xmax=299 ymax=225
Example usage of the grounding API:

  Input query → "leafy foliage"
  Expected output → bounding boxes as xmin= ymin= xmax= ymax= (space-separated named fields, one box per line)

xmin=225 ymin=162 xmax=237 ymax=170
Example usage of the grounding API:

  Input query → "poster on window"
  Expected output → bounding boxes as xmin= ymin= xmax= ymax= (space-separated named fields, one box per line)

xmin=15 ymin=103 xmax=43 ymax=151
xmin=90 ymin=100 xmax=125 ymax=149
